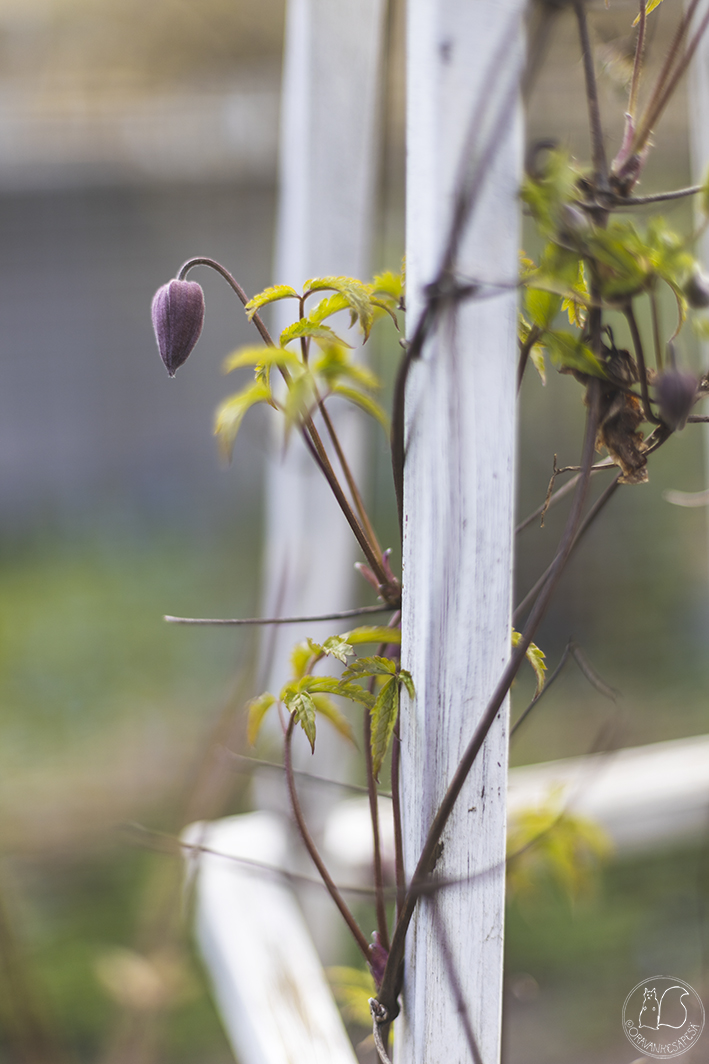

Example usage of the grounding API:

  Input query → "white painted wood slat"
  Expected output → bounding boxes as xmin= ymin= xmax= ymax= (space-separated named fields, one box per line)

xmin=399 ymin=1 xmax=524 ymax=1061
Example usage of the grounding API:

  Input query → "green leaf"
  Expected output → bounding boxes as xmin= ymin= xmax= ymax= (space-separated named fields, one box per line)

xmin=370 ymin=676 xmax=399 ymax=779
xmin=282 ymin=367 xmax=317 ymax=431
xmin=507 ymin=800 xmax=611 ymax=901
xmin=512 ymin=630 xmax=548 ymax=698
xmin=223 ymin=346 xmax=301 ymax=374
xmin=280 ymin=319 xmax=348 ymax=348
xmin=342 ymin=655 xmax=397 ymax=680
xmin=284 ymin=688 xmax=317 ymax=752
xmin=371 ymin=270 xmax=403 ymax=302
xmin=530 ymin=345 xmax=546 ymax=385
xmin=246 ymin=691 xmax=276 ymax=746
xmin=544 ymin=331 xmax=607 ymax=379
xmin=311 ymin=694 xmax=356 ymax=745
xmin=312 ymin=345 xmax=380 ymax=390
xmin=304 ymin=276 xmax=375 ymax=341
xmin=321 ymin=636 xmax=354 ymax=664
xmin=330 ymin=385 xmax=390 ymax=431
xmin=305 ymin=676 xmax=375 ymax=709
xmin=327 ymin=966 xmax=376 ymax=1027
xmin=399 ymin=668 xmax=415 ymax=700
xmin=343 ymin=626 xmax=402 ymax=646
xmin=214 ymin=381 xmax=272 ymax=459
xmin=290 ymin=641 xmax=314 ymax=680
xmin=525 ymin=287 xmax=561 ymax=330
xmin=307 ymin=292 xmax=351 ymax=324
xmin=561 ymin=261 xmax=588 ymax=328
xmin=632 ymin=0 xmax=664 ymax=25
xmin=244 ymin=284 xmax=300 ymax=321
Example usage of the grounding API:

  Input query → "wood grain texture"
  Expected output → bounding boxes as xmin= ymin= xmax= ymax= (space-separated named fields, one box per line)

xmin=398 ymin=1 xmax=523 ymax=1060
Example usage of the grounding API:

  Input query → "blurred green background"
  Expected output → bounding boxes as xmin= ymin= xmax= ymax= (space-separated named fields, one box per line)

xmin=0 ymin=0 xmax=708 ymax=1062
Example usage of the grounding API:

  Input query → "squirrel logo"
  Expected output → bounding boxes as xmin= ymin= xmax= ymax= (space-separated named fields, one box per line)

xmin=638 ymin=985 xmax=689 ymax=1031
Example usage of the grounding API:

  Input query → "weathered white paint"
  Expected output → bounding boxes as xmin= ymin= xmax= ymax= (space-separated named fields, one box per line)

xmin=260 ymin=0 xmax=387 ymax=692
xmin=183 ymin=814 xmax=358 ymax=1064
xmin=399 ymin=1 xmax=524 ymax=1061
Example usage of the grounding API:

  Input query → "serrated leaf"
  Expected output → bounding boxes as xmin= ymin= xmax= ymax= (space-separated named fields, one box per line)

xmin=304 ymin=676 xmax=375 ymax=709
xmin=246 ymin=691 xmax=276 ymax=745
xmin=371 ymin=270 xmax=403 ymax=301
xmin=342 ymin=655 xmax=397 ymax=680
xmin=343 ymin=626 xmax=402 ymax=646
xmin=307 ymin=292 xmax=351 ymax=324
xmin=244 ymin=284 xmax=299 ymax=321
xmin=223 ymin=345 xmax=301 ymax=374
xmin=530 ymin=345 xmax=547 ymax=385
xmin=311 ymin=694 xmax=356 ymax=745
xmin=290 ymin=641 xmax=314 ymax=680
xmin=525 ymin=287 xmax=561 ymax=329
xmin=321 ymin=636 xmax=354 ymax=664
xmin=370 ymin=296 xmax=400 ymax=330
xmin=312 ymin=345 xmax=380 ymax=391
xmin=370 ymin=676 xmax=399 ymax=780
xmin=330 ymin=385 xmax=390 ymax=431
xmin=561 ymin=261 xmax=588 ymax=328
xmin=284 ymin=688 xmax=317 ymax=752
xmin=304 ymin=276 xmax=375 ymax=341
xmin=399 ymin=668 xmax=415 ymax=699
xmin=512 ymin=630 xmax=548 ymax=698
xmin=280 ymin=319 xmax=348 ymax=348
xmin=632 ymin=0 xmax=664 ymax=25
xmin=545 ymin=331 xmax=607 ymax=379
xmin=214 ymin=380 xmax=272 ymax=458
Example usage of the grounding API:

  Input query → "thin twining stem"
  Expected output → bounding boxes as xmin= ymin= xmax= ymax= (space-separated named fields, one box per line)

xmin=223 ymin=749 xmax=392 ymax=799
xmin=177 ymin=258 xmax=393 ymax=594
xmin=515 ymin=461 xmax=614 ymax=535
xmin=284 ymin=714 xmax=371 ymax=963
xmin=601 ymin=184 xmax=704 ymax=208
xmin=628 ymin=0 xmax=647 ymax=119
xmin=164 ymin=603 xmax=395 ymax=626
xmin=511 ymin=642 xmax=573 ymax=737
xmin=511 ymin=640 xmax=618 ymax=737
xmin=429 ymin=901 xmax=484 ymax=1064
xmin=376 ymin=382 xmax=602 ymax=1018
xmin=624 ymin=301 xmax=661 ymax=424
xmin=513 ymin=474 xmax=621 ymax=625
xmin=575 ymin=0 xmax=608 ymax=187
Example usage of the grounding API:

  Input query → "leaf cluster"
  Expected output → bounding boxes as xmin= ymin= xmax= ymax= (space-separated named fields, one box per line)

xmin=214 ymin=271 xmax=404 ymax=457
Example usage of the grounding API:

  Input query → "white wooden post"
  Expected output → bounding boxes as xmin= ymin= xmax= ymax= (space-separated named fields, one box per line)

xmin=399 ymin=1 xmax=523 ymax=1061
xmin=260 ymin=0 xmax=386 ymax=690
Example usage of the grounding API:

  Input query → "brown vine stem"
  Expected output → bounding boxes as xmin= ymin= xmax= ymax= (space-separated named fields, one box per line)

xmin=513 ymin=473 xmax=620 ymax=625
xmin=177 ymin=257 xmax=393 ymax=594
xmin=283 ymin=713 xmax=372 ymax=963
xmin=376 ymin=381 xmax=602 ymax=1018
xmin=517 ymin=324 xmax=542 ymax=392
xmin=574 ymin=0 xmax=608 ymax=188
xmin=628 ymin=0 xmax=646 ymax=120
xmin=624 ymin=301 xmax=661 ymax=424
xmin=164 ymin=603 xmax=394 ymax=626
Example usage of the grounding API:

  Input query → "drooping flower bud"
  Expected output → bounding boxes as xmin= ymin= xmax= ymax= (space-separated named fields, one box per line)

xmin=151 ymin=279 xmax=205 ymax=376
xmin=683 ymin=267 xmax=709 ymax=310
xmin=656 ymin=369 xmax=697 ymax=431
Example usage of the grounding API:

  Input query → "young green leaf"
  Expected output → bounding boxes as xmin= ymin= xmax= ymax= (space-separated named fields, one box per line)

xmin=284 ymin=688 xmax=317 ymax=752
xmin=321 ymin=635 xmax=354 ymax=664
xmin=327 ymin=966 xmax=376 ymax=1027
xmin=244 ymin=284 xmax=299 ymax=321
xmin=290 ymin=641 xmax=314 ymax=680
xmin=525 ymin=287 xmax=561 ymax=330
xmin=530 ymin=344 xmax=547 ymax=385
xmin=214 ymin=381 xmax=273 ymax=458
xmin=280 ymin=319 xmax=348 ymax=348
xmin=342 ymin=655 xmax=397 ymax=680
xmin=312 ymin=345 xmax=380 ymax=390
xmin=544 ymin=331 xmax=607 ymax=379
xmin=632 ymin=0 xmax=664 ymax=25
xmin=343 ymin=626 xmax=402 ymax=646
xmin=512 ymin=630 xmax=548 ymax=697
xmin=329 ymin=385 xmax=390 ymax=431
xmin=305 ymin=676 xmax=375 ymax=709
xmin=399 ymin=668 xmax=415 ymax=700
xmin=304 ymin=277 xmax=375 ymax=340
xmin=311 ymin=694 xmax=356 ymax=745
xmin=370 ymin=676 xmax=399 ymax=779
xmin=507 ymin=801 xmax=611 ymax=901
xmin=371 ymin=270 xmax=403 ymax=302
xmin=307 ymin=292 xmax=351 ymax=324
xmin=223 ymin=346 xmax=301 ymax=374
xmin=246 ymin=691 xmax=276 ymax=746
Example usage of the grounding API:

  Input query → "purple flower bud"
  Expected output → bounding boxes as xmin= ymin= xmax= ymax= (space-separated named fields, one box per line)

xmin=656 ymin=369 xmax=697 ymax=431
xmin=151 ymin=279 xmax=205 ymax=376
xmin=683 ymin=267 xmax=709 ymax=310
